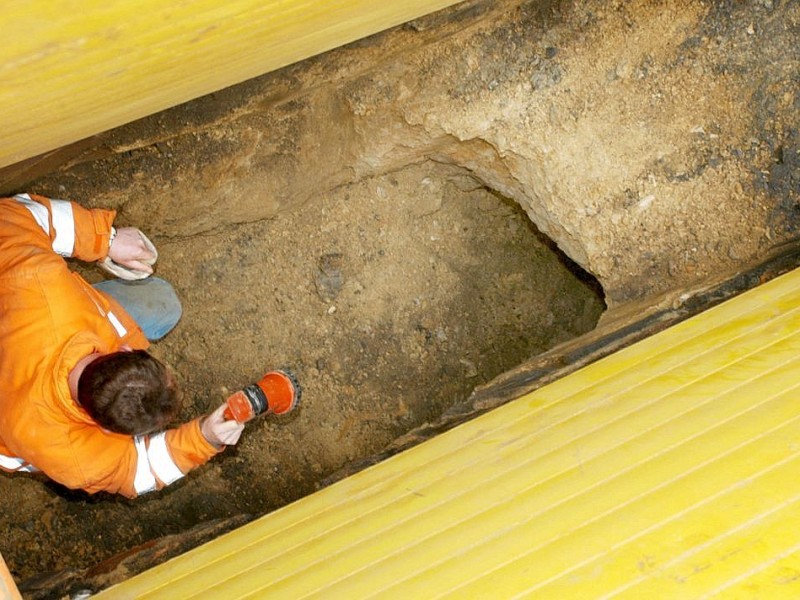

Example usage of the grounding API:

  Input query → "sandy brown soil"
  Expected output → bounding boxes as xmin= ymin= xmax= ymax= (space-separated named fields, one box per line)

xmin=4 ymin=161 xmax=604 ymax=592
xmin=1 ymin=0 xmax=798 ymax=596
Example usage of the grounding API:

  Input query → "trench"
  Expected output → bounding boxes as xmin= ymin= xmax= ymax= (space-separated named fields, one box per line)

xmin=4 ymin=0 xmax=799 ymax=595
xmin=7 ymin=156 xmax=606 ymax=592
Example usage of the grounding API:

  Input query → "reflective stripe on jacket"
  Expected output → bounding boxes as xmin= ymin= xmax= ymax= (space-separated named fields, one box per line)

xmin=0 ymin=194 xmax=220 ymax=497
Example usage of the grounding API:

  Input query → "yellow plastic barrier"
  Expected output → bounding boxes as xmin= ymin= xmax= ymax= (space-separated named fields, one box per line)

xmin=97 ymin=267 xmax=800 ymax=598
xmin=0 ymin=553 xmax=22 ymax=600
xmin=1 ymin=0 xmax=462 ymax=169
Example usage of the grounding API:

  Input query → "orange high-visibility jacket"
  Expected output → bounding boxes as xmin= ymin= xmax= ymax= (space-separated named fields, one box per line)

xmin=0 ymin=194 xmax=220 ymax=498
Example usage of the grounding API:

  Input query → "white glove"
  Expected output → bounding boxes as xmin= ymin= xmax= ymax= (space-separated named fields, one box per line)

xmin=201 ymin=403 xmax=245 ymax=448
xmin=100 ymin=228 xmax=158 ymax=281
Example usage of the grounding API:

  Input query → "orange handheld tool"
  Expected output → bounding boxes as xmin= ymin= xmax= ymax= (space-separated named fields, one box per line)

xmin=223 ymin=370 xmax=301 ymax=423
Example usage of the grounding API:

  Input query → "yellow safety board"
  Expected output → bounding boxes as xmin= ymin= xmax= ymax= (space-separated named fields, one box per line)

xmin=0 ymin=553 xmax=22 ymax=600
xmin=0 ymin=0 xmax=463 ymax=170
xmin=97 ymin=266 xmax=800 ymax=599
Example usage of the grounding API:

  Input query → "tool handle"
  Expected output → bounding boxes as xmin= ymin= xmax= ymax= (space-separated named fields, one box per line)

xmin=224 ymin=390 xmax=255 ymax=423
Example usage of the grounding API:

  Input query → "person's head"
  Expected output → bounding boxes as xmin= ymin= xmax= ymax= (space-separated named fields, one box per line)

xmin=77 ymin=350 xmax=181 ymax=435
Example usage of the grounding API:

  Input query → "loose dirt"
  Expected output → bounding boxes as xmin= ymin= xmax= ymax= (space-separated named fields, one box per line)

xmin=2 ymin=160 xmax=603 ymax=589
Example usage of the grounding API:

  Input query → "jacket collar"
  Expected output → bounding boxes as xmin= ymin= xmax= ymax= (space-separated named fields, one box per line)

xmin=55 ymin=332 xmax=110 ymax=425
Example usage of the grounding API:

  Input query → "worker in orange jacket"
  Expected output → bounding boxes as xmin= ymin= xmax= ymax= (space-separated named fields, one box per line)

xmin=0 ymin=193 xmax=244 ymax=498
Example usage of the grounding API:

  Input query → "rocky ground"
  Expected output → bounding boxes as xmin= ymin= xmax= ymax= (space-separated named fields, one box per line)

xmin=0 ymin=0 xmax=797 ymax=596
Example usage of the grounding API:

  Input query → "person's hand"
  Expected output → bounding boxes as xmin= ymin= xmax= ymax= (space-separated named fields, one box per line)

xmin=201 ymin=403 xmax=245 ymax=448
xmin=107 ymin=227 xmax=157 ymax=275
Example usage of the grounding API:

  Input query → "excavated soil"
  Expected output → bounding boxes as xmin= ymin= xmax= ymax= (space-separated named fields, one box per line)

xmin=1 ymin=0 xmax=798 ymax=595
xmin=3 ymin=160 xmax=604 ymax=589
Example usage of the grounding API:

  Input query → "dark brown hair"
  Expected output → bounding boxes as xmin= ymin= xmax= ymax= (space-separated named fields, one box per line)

xmin=77 ymin=350 xmax=181 ymax=435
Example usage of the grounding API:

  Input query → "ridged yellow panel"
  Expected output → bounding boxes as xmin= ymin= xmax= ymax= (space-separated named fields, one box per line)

xmin=0 ymin=553 xmax=22 ymax=600
xmin=98 ymin=267 xmax=800 ymax=599
xmin=0 ymin=0 xmax=462 ymax=170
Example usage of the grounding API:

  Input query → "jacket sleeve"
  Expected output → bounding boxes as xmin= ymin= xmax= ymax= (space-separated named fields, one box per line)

xmin=65 ymin=418 xmax=222 ymax=498
xmin=0 ymin=194 xmax=116 ymax=268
